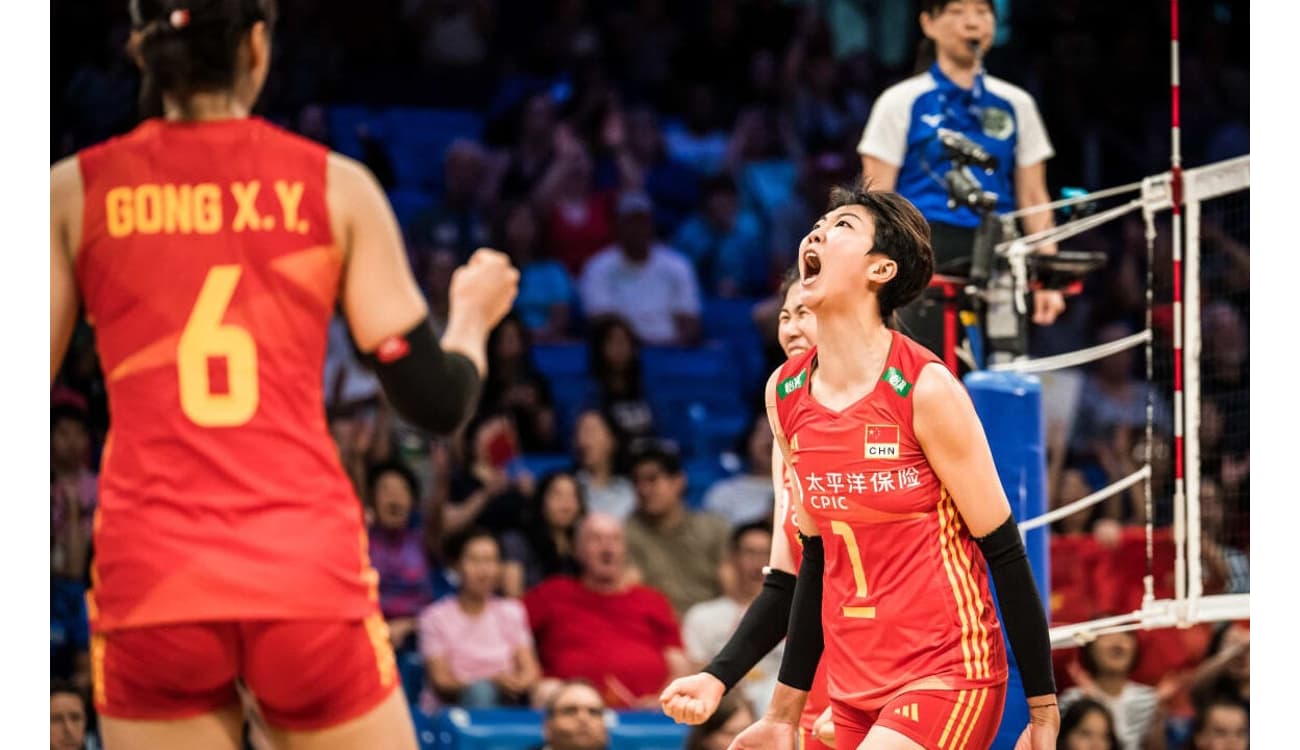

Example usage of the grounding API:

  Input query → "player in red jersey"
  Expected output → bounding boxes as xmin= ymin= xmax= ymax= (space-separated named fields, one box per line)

xmin=660 ymin=269 xmax=837 ymax=749
xmin=728 ymin=187 xmax=1058 ymax=750
xmin=49 ymin=1 xmax=518 ymax=748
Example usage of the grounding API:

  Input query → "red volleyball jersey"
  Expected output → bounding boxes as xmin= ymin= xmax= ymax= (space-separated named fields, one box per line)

xmin=75 ymin=118 xmax=377 ymax=631
xmin=778 ymin=466 xmax=831 ymax=731
xmin=769 ymin=330 xmax=1007 ymax=711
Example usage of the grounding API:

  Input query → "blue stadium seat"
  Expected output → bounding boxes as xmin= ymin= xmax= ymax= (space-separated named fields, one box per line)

xmin=433 ymin=708 xmax=544 ymax=750
xmin=700 ymin=297 xmax=767 ymax=394
xmin=508 ymin=453 xmax=574 ymax=481
xmin=387 ymin=188 xmax=437 ymax=233
xmin=327 ymin=105 xmax=387 ymax=162
xmin=385 ymin=108 xmax=485 ymax=192
xmin=683 ymin=453 xmax=739 ymax=510
xmin=607 ymin=711 xmax=691 ymax=750
xmin=531 ymin=344 xmax=589 ymax=379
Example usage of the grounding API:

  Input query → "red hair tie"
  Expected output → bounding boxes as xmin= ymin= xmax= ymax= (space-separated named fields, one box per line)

xmin=169 ymin=9 xmax=190 ymax=28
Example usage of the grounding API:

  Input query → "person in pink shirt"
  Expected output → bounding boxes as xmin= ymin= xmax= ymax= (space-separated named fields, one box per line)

xmin=418 ymin=528 xmax=541 ymax=709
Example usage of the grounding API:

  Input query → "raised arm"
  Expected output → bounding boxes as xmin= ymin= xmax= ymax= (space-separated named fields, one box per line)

xmin=328 ymin=153 xmax=518 ymax=435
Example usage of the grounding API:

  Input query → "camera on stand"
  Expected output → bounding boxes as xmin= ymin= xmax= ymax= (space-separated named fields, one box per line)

xmin=935 ymin=130 xmax=1105 ymax=368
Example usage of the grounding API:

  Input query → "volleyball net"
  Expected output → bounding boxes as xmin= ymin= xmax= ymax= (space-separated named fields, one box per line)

xmin=993 ymin=154 xmax=1250 ymax=648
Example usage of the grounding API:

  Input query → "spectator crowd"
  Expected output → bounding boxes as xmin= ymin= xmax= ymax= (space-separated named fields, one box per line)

xmin=51 ymin=1 xmax=1248 ymax=748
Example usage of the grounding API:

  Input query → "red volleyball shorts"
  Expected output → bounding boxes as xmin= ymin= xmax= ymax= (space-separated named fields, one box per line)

xmin=91 ymin=614 xmax=399 ymax=731
xmin=832 ymin=683 xmax=1007 ymax=750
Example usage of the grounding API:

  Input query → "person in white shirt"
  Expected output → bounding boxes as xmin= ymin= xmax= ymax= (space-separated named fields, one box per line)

xmin=681 ymin=522 xmax=782 ymax=716
xmin=702 ymin=415 xmax=776 ymax=526
xmin=579 ymin=191 xmax=702 ymax=346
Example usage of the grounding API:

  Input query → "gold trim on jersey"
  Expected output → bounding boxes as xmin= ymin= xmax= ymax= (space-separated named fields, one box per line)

xmin=957 ymin=686 xmax=991 ymax=748
xmin=90 ymin=633 xmax=107 ymax=708
xmin=362 ymin=612 xmax=398 ymax=688
xmin=941 ymin=495 xmax=994 ymax=679
xmin=936 ymin=495 xmax=976 ymax=680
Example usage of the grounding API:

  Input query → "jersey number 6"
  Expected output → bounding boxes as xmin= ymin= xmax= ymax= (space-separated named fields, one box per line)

xmin=178 ymin=265 xmax=259 ymax=427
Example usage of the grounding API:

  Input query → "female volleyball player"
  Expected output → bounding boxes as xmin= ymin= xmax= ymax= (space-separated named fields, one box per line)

xmin=728 ymin=187 xmax=1058 ymax=750
xmin=49 ymin=1 xmax=517 ymax=748
xmin=660 ymin=269 xmax=837 ymax=749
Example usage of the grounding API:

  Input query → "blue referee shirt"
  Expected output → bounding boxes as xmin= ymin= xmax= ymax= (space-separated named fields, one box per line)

xmin=858 ymin=63 xmax=1053 ymax=228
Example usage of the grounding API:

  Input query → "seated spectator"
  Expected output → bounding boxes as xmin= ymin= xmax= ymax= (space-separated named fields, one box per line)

xmin=579 ymin=191 xmax=702 ymax=346
xmin=1198 ymin=476 xmax=1249 ymax=595
xmin=445 ymin=413 xmax=533 ymax=537
xmin=497 ymin=202 xmax=576 ymax=343
xmin=702 ymin=414 xmax=776 ymax=526
xmin=573 ymin=409 xmax=638 ymax=520
xmin=601 ymin=105 xmax=700 ymax=237
xmin=587 ymin=319 xmax=656 ymax=444
xmin=1190 ymin=621 xmax=1250 ymax=710
xmin=419 ymin=528 xmax=540 ymax=709
xmin=51 ymin=574 xmax=90 ymax=690
xmin=682 ymin=522 xmax=781 ymax=715
xmin=499 ymin=91 xmax=559 ymax=204
xmin=1057 ymin=697 xmax=1121 ymax=750
xmin=534 ymin=136 xmax=616 ymax=276
xmin=366 ymin=461 xmax=436 ymax=650
xmin=531 ymin=679 xmax=610 ymax=750
xmin=50 ymin=680 xmax=89 ymax=750
xmin=51 ymin=404 xmax=96 ymax=583
xmin=1060 ymin=632 xmax=1163 ymax=750
xmin=481 ymin=314 xmax=560 ymax=452
xmin=504 ymin=471 xmax=586 ymax=594
xmin=524 ymin=513 xmax=689 ymax=709
xmin=672 ymin=174 xmax=767 ymax=297
xmin=1190 ymin=698 xmax=1248 ymax=750
xmin=407 ymin=139 xmax=492 ymax=262
xmin=625 ymin=446 xmax=731 ymax=615
xmin=685 ymin=693 xmax=757 ymax=750
xmin=662 ymin=84 xmax=731 ymax=177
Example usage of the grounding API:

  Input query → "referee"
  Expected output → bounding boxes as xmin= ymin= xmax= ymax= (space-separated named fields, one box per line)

xmin=857 ymin=0 xmax=1064 ymax=360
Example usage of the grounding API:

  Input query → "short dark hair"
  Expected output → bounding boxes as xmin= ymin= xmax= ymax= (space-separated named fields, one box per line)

xmin=365 ymin=460 xmax=420 ymax=502
xmin=731 ymin=520 xmax=773 ymax=550
xmin=686 ymin=693 xmax=755 ymax=750
xmin=629 ymin=443 xmax=683 ymax=477
xmin=543 ymin=678 xmax=605 ymax=718
xmin=1192 ymin=697 xmax=1248 ymax=737
xmin=1058 ymin=698 xmax=1119 ymax=749
xmin=50 ymin=678 xmax=85 ymax=701
xmin=825 ymin=186 xmax=934 ymax=322
xmin=443 ymin=526 xmax=498 ymax=564
xmin=921 ymin=0 xmax=995 ymax=17
xmin=130 ymin=0 xmax=278 ymax=116
xmin=777 ymin=265 xmax=801 ymax=305
xmin=1078 ymin=630 xmax=1139 ymax=678
xmin=50 ymin=404 xmax=90 ymax=432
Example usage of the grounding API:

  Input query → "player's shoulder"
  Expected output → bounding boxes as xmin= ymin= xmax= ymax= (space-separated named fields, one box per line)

xmin=876 ymin=72 xmax=939 ymax=109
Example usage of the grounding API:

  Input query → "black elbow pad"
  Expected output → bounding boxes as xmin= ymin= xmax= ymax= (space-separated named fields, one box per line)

xmin=361 ymin=316 xmax=481 ymax=435
xmin=975 ymin=515 xmax=1057 ymax=697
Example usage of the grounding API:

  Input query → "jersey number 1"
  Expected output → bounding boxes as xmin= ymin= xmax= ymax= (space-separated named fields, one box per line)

xmin=178 ymin=265 xmax=259 ymax=427
xmin=831 ymin=521 xmax=877 ymax=619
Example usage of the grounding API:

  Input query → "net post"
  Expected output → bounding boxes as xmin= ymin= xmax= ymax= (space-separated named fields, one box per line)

xmin=1185 ymin=195 xmax=1203 ymax=606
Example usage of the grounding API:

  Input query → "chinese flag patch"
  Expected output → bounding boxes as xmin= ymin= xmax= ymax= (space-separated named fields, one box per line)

xmin=865 ymin=424 xmax=901 ymax=459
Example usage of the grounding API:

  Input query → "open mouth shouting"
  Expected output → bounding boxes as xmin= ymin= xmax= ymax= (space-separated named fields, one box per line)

xmin=802 ymin=249 xmax=822 ymax=285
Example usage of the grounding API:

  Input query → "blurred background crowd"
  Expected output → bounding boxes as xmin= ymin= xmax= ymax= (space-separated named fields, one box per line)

xmin=51 ymin=1 xmax=1248 ymax=748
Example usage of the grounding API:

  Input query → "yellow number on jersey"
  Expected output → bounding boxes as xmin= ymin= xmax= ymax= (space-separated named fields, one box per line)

xmin=831 ymin=521 xmax=876 ymax=619
xmin=177 ymin=265 xmax=259 ymax=427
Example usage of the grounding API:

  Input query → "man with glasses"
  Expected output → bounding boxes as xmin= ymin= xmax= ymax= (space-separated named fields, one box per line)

xmin=535 ymin=680 xmax=610 ymax=750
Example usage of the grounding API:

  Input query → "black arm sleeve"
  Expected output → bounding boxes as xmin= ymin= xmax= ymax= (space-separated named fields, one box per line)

xmin=702 ymin=569 xmax=796 ymax=689
xmin=776 ymin=535 xmax=824 ymax=691
xmin=975 ymin=515 xmax=1057 ymax=698
xmin=361 ymin=316 xmax=482 ymax=436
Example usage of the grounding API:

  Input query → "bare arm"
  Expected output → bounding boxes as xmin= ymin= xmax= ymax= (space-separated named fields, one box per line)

xmin=664 ymin=647 xmax=693 ymax=680
xmin=860 ymin=155 xmax=899 ymax=192
xmin=329 ymin=153 xmax=498 ymax=375
xmin=766 ymin=440 xmax=797 ymax=574
xmin=51 ymin=157 xmax=83 ymax=384
xmin=426 ymin=655 xmax=467 ymax=696
xmin=1015 ymin=160 xmax=1065 ymax=326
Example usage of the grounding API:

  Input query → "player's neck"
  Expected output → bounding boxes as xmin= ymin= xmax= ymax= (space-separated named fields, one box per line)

xmin=458 ymin=592 xmax=488 ymax=615
xmin=936 ymin=56 xmax=979 ymax=90
xmin=812 ymin=312 xmax=893 ymax=395
xmin=163 ymin=92 xmax=250 ymax=122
